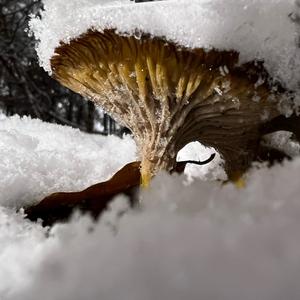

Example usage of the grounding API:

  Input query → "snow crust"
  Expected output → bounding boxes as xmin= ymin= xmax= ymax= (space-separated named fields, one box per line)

xmin=1 ymin=116 xmax=300 ymax=299
xmin=30 ymin=0 xmax=300 ymax=93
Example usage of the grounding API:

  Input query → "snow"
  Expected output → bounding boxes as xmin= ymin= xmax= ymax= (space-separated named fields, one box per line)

xmin=30 ymin=0 xmax=300 ymax=94
xmin=0 ymin=208 xmax=47 ymax=299
xmin=177 ymin=141 xmax=227 ymax=182
xmin=0 ymin=115 xmax=136 ymax=208
xmin=262 ymin=130 xmax=300 ymax=158
xmin=1 ymin=116 xmax=300 ymax=299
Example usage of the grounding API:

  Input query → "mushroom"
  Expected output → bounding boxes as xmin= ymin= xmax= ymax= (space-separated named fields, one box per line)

xmin=51 ymin=29 xmax=285 ymax=185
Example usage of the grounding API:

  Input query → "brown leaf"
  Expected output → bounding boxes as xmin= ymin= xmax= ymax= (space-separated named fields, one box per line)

xmin=25 ymin=161 xmax=141 ymax=226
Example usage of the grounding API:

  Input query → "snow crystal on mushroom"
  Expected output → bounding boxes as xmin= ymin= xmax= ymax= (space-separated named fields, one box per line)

xmin=30 ymin=0 xmax=300 ymax=92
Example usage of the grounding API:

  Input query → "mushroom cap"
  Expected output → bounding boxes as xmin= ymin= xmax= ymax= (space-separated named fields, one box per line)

xmin=51 ymin=29 xmax=282 ymax=183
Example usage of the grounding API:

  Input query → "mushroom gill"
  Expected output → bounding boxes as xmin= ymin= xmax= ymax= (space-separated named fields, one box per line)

xmin=51 ymin=29 xmax=283 ymax=185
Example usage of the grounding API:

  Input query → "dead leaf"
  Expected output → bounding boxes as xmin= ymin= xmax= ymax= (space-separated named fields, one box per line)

xmin=25 ymin=161 xmax=141 ymax=226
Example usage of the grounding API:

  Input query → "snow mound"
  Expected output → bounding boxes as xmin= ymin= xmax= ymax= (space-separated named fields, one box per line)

xmin=9 ymin=158 xmax=300 ymax=300
xmin=0 ymin=115 xmax=136 ymax=208
xmin=1 ymin=116 xmax=300 ymax=299
xmin=30 ymin=0 xmax=300 ymax=93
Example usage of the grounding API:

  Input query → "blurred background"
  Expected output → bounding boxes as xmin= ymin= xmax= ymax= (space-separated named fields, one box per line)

xmin=0 ymin=0 xmax=122 ymax=136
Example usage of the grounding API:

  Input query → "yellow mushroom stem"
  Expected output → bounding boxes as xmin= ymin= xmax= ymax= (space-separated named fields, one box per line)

xmin=51 ymin=29 xmax=284 ymax=182
xmin=140 ymin=159 xmax=153 ymax=188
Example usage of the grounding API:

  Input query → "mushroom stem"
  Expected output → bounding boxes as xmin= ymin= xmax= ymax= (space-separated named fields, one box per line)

xmin=140 ymin=159 xmax=154 ymax=187
xmin=139 ymin=132 xmax=177 ymax=186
